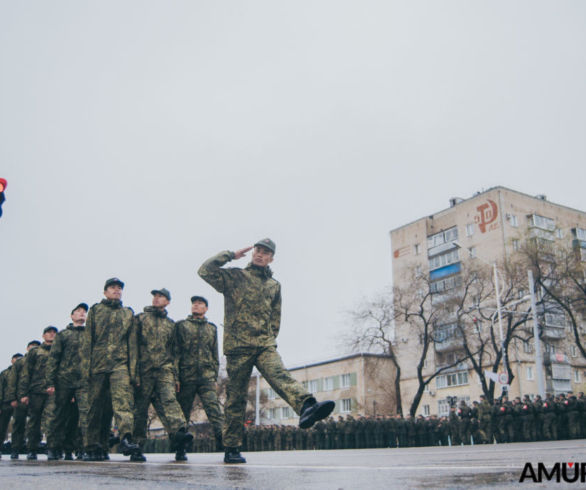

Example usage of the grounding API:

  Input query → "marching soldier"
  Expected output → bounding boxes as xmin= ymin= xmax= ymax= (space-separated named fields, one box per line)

xmin=133 ymin=288 xmax=192 ymax=462
xmin=0 ymin=354 xmax=22 ymax=456
xmin=198 ymin=239 xmax=334 ymax=464
xmin=176 ymin=295 xmax=224 ymax=453
xmin=20 ymin=327 xmax=58 ymax=460
xmin=81 ymin=277 xmax=142 ymax=461
xmin=45 ymin=303 xmax=89 ymax=460
xmin=6 ymin=341 xmax=39 ymax=459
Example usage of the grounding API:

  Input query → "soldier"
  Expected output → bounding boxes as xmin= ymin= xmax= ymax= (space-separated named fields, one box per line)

xmin=457 ymin=400 xmax=471 ymax=444
xmin=20 ymin=326 xmax=58 ymax=460
xmin=133 ymin=288 xmax=193 ymax=462
xmin=520 ymin=395 xmax=536 ymax=442
xmin=6 ymin=341 xmax=39 ymax=459
xmin=542 ymin=393 xmax=557 ymax=440
xmin=566 ymin=393 xmax=580 ymax=439
xmin=0 ymin=354 xmax=22 ymax=456
xmin=198 ymin=239 xmax=334 ymax=464
xmin=45 ymin=303 xmax=89 ymax=460
xmin=533 ymin=394 xmax=544 ymax=441
xmin=81 ymin=277 xmax=142 ymax=461
xmin=477 ymin=395 xmax=492 ymax=443
xmin=176 ymin=295 xmax=224 ymax=453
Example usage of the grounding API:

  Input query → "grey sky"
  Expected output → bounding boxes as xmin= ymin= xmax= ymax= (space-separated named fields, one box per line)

xmin=1 ymin=1 xmax=585 ymax=368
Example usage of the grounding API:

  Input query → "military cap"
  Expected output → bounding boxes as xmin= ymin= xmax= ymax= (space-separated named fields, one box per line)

xmin=190 ymin=295 xmax=208 ymax=306
xmin=104 ymin=277 xmax=124 ymax=290
xmin=151 ymin=288 xmax=171 ymax=301
xmin=12 ymin=353 xmax=23 ymax=359
xmin=254 ymin=238 xmax=276 ymax=254
xmin=71 ymin=302 xmax=89 ymax=314
xmin=27 ymin=340 xmax=40 ymax=347
xmin=44 ymin=325 xmax=58 ymax=334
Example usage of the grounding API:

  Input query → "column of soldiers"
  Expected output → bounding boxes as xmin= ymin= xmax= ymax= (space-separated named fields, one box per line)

xmin=1 ymin=238 xmax=336 ymax=465
xmin=206 ymin=392 xmax=583 ymax=452
xmin=0 ymin=281 xmax=222 ymax=462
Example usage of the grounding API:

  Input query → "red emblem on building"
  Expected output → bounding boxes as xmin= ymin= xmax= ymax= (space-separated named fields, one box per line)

xmin=474 ymin=199 xmax=498 ymax=233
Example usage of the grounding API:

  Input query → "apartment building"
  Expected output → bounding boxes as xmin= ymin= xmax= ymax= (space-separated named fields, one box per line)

xmin=258 ymin=353 xmax=397 ymax=425
xmin=390 ymin=186 xmax=586 ymax=416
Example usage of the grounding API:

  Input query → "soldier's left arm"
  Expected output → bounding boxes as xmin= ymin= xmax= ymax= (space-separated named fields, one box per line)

xmin=269 ymin=283 xmax=282 ymax=338
xmin=45 ymin=332 xmax=64 ymax=390
xmin=212 ymin=323 xmax=220 ymax=376
xmin=128 ymin=311 xmax=138 ymax=384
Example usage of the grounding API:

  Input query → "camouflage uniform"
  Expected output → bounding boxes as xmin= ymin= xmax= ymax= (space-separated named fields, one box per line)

xmin=176 ymin=314 xmax=224 ymax=442
xmin=133 ymin=306 xmax=186 ymax=448
xmin=19 ymin=343 xmax=56 ymax=452
xmin=81 ymin=299 xmax=137 ymax=451
xmin=45 ymin=324 xmax=88 ymax=454
xmin=0 ymin=365 xmax=14 ymax=446
xmin=198 ymin=251 xmax=312 ymax=449
xmin=5 ymin=355 xmax=27 ymax=454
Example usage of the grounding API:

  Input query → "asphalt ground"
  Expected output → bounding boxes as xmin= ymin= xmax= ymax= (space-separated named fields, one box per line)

xmin=1 ymin=440 xmax=584 ymax=489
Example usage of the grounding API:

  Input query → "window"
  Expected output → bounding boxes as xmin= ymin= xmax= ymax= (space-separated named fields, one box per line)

xmin=466 ymin=224 xmax=474 ymax=237
xmin=281 ymin=407 xmax=292 ymax=419
xmin=422 ymin=405 xmax=430 ymax=416
xmin=556 ymin=229 xmax=563 ymax=239
xmin=468 ymin=247 xmax=477 ymax=258
xmin=428 ymin=249 xmax=460 ymax=271
xmin=436 ymin=371 xmax=468 ymax=389
xmin=268 ymin=408 xmax=278 ymax=420
xmin=512 ymin=239 xmax=520 ymax=251
xmin=340 ymin=374 xmax=352 ymax=388
xmin=574 ymin=369 xmax=581 ymax=383
xmin=308 ymin=379 xmax=319 ymax=393
xmin=575 ymin=227 xmax=586 ymax=241
xmin=509 ymin=215 xmax=519 ymax=227
xmin=570 ymin=345 xmax=577 ymax=357
xmin=438 ymin=399 xmax=450 ymax=417
xmin=267 ymin=388 xmax=278 ymax=400
xmin=341 ymin=398 xmax=352 ymax=413
xmin=427 ymin=227 xmax=459 ymax=249
xmin=523 ymin=341 xmax=533 ymax=354
xmin=430 ymin=275 xmax=462 ymax=294
xmin=414 ymin=243 xmax=420 ymax=255
xmin=526 ymin=366 xmax=534 ymax=380
xmin=528 ymin=214 xmax=555 ymax=231
xmin=323 ymin=376 xmax=335 ymax=391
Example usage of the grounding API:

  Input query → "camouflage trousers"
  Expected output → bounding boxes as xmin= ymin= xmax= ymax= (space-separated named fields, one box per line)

xmin=0 ymin=403 xmax=13 ymax=444
xmin=133 ymin=368 xmax=185 ymax=446
xmin=86 ymin=366 xmax=134 ymax=449
xmin=46 ymin=385 xmax=88 ymax=452
xmin=224 ymin=346 xmax=311 ymax=448
xmin=177 ymin=377 xmax=224 ymax=438
xmin=26 ymin=393 xmax=56 ymax=451
xmin=10 ymin=403 xmax=27 ymax=452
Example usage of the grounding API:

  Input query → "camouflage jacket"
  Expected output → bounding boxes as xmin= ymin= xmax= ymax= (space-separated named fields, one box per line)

xmin=198 ymin=251 xmax=281 ymax=354
xmin=81 ymin=299 xmax=137 ymax=380
xmin=175 ymin=315 xmax=219 ymax=382
xmin=0 ymin=366 xmax=12 ymax=405
xmin=135 ymin=306 xmax=177 ymax=377
xmin=46 ymin=324 xmax=85 ymax=389
xmin=5 ymin=355 xmax=26 ymax=402
xmin=19 ymin=343 xmax=52 ymax=397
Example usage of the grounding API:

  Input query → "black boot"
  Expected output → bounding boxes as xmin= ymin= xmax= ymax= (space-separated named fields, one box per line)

xmin=47 ymin=449 xmax=60 ymax=461
xmin=224 ymin=447 xmax=246 ymax=464
xmin=10 ymin=452 xmax=19 ymax=460
xmin=26 ymin=452 xmax=37 ymax=460
xmin=175 ymin=449 xmax=188 ymax=462
xmin=130 ymin=452 xmax=146 ymax=462
xmin=118 ymin=434 xmax=140 ymax=456
xmin=299 ymin=398 xmax=335 ymax=429
xmin=173 ymin=428 xmax=194 ymax=451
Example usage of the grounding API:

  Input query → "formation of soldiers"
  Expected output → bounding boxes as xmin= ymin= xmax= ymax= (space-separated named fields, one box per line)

xmin=0 ymin=285 xmax=223 ymax=462
xmin=0 ymin=239 xmax=336 ymax=464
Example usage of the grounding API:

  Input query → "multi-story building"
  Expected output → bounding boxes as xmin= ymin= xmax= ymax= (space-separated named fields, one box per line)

xmin=390 ymin=186 xmax=586 ymax=417
xmin=257 ymin=353 xmax=397 ymax=424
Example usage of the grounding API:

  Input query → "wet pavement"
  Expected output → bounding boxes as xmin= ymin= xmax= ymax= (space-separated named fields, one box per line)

xmin=1 ymin=440 xmax=584 ymax=489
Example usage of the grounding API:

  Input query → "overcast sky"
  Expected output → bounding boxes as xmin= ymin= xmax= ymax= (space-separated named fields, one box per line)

xmin=1 ymin=1 xmax=585 ymax=369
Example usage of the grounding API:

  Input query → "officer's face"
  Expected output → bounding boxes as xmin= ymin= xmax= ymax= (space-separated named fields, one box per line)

xmin=43 ymin=330 xmax=56 ymax=344
xmin=152 ymin=293 xmax=170 ymax=309
xmin=191 ymin=300 xmax=208 ymax=317
xmin=104 ymin=285 xmax=123 ymax=300
xmin=71 ymin=307 xmax=87 ymax=325
xmin=252 ymin=246 xmax=274 ymax=267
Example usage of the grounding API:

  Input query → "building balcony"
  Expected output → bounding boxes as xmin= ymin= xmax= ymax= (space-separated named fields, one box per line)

xmin=434 ymin=336 xmax=464 ymax=353
xmin=543 ymin=351 xmax=569 ymax=365
xmin=541 ymin=326 xmax=565 ymax=340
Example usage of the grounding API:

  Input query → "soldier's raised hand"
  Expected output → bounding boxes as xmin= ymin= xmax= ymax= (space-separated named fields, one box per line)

xmin=233 ymin=246 xmax=253 ymax=260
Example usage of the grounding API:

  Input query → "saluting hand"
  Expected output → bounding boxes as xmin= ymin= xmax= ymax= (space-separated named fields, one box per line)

xmin=47 ymin=386 xmax=55 ymax=396
xmin=233 ymin=246 xmax=253 ymax=260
